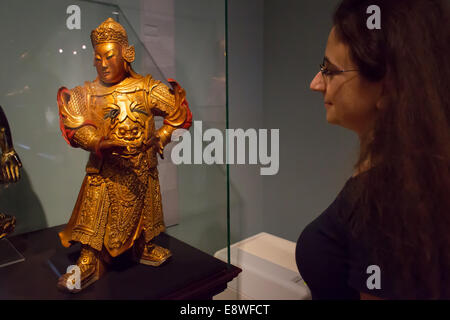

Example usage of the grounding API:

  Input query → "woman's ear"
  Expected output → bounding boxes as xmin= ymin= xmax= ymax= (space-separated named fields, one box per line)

xmin=375 ymin=81 xmax=388 ymax=111
xmin=376 ymin=96 xmax=386 ymax=111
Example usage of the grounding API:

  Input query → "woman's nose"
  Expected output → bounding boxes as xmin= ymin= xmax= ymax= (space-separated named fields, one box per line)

xmin=310 ymin=71 xmax=325 ymax=92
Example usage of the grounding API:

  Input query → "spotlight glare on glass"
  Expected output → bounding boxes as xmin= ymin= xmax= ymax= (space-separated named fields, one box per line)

xmin=82 ymin=45 xmax=86 ymax=50
xmin=73 ymin=51 xmax=77 ymax=55
xmin=59 ymin=49 xmax=63 ymax=53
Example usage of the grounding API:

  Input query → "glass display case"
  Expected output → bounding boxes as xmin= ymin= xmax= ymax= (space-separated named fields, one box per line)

xmin=0 ymin=0 xmax=236 ymax=299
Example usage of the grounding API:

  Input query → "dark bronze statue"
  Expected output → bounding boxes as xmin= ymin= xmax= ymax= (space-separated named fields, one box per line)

xmin=0 ymin=105 xmax=22 ymax=239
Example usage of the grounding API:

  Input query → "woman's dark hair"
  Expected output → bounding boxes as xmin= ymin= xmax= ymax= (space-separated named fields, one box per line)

xmin=333 ymin=0 xmax=450 ymax=299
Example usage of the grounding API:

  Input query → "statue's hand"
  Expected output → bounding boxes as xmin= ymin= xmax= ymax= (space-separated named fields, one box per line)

xmin=98 ymin=138 xmax=128 ymax=154
xmin=1 ymin=149 xmax=22 ymax=183
xmin=144 ymin=136 xmax=164 ymax=159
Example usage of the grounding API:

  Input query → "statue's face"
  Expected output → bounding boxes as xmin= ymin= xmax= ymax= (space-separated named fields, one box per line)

xmin=94 ymin=42 xmax=127 ymax=84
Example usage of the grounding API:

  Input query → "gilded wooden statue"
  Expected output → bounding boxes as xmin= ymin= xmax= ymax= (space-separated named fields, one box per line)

xmin=56 ymin=18 xmax=192 ymax=293
xmin=0 ymin=105 xmax=22 ymax=239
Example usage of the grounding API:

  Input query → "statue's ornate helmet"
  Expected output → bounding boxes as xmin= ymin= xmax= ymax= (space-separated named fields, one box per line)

xmin=90 ymin=18 xmax=135 ymax=63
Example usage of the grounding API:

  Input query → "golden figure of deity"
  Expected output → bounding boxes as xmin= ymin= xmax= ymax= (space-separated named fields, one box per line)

xmin=0 ymin=105 xmax=22 ymax=239
xmin=56 ymin=18 xmax=192 ymax=293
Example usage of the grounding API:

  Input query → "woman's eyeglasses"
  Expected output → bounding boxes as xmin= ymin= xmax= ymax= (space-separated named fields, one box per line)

xmin=319 ymin=59 xmax=358 ymax=80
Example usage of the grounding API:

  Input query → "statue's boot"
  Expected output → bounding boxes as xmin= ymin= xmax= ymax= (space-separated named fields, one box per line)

xmin=0 ymin=213 xmax=15 ymax=239
xmin=57 ymin=245 xmax=107 ymax=293
xmin=134 ymin=238 xmax=172 ymax=267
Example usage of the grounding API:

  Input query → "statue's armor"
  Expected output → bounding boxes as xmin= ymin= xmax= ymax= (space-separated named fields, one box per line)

xmin=58 ymin=73 xmax=190 ymax=257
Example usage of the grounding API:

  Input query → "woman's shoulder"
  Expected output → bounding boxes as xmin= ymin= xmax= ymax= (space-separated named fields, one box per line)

xmin=300 ymin=166 xmax=379 ymax=243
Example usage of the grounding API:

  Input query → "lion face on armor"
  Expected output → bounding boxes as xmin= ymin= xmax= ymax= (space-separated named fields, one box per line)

xmin=103 ymin=92 xmax=149 ymax=158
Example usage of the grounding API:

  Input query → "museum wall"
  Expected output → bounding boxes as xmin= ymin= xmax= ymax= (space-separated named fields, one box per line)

xmin=227 ymin=0 xmax=265 ymax=243
xmin=261 ymin=0 xmax=358 ymax=242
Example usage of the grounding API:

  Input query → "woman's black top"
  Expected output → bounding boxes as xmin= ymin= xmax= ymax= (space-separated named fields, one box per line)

xmin=296 ymin=173 xmax=397 ymax=300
